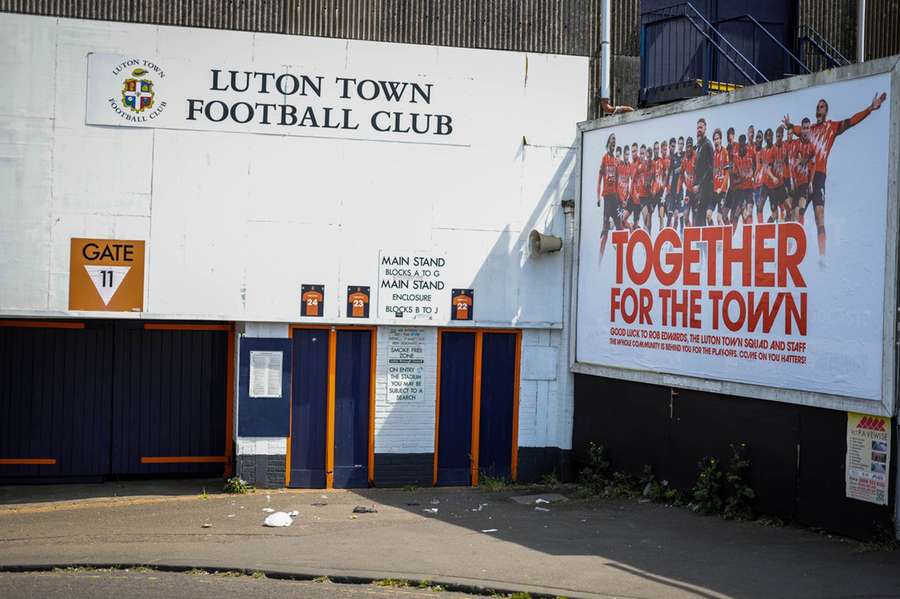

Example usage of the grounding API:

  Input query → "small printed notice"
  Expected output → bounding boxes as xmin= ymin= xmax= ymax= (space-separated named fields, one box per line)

xmin=377 ymin=251 xmax=447 ymax=320
xmin=249 ymin=351 xmax=283 ymax=398
xmin=845 ymin=412 xmax=891 ymax=505
xmin=386 ymin=327 xmax=426 ymax=402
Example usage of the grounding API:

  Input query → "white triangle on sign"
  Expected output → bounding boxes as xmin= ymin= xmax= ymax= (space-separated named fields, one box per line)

xmin=84 ymin=265 xmax=131 ymax=306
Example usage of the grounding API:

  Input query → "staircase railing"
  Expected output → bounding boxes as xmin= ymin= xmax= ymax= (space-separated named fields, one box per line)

xmin=798 ymin=24 xmax=851 ymax=70
xmin=715 ymin=14 xmax=811 ymax=76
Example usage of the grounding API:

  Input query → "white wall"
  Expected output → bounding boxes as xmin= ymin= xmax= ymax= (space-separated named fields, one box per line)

xmin=0 ymin=14 xmax=587 ymax=328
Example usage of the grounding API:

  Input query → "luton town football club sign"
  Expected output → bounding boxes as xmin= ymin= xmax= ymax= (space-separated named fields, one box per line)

xmin=92 ymin=54 xmax=169 ymax=123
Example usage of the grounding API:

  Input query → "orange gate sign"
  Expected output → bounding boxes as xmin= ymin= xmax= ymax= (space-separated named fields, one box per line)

xmin=69 ymin=238 xmax=145 ymax=312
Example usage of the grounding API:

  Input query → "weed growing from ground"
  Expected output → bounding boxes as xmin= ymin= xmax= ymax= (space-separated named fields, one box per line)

xmin=479 ymin=473 xmax=512 ymax=491
xmin=723 ymin=443 xmax=755 ymax=520
xmin=223 ymin=477 xmax=253 ymax=494
xmin=691 ymin=457 xmax=723 ymax=515
xmin=375 ymin=578 xmax=409 ymax=588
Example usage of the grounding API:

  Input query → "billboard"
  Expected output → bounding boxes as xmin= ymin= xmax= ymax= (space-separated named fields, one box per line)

xmin=575 ymin=66 xmax=898 ymax=412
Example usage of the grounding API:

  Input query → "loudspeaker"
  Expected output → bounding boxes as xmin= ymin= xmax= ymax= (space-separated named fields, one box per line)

xmin=529 ymin=230 xmax=563 ymax=255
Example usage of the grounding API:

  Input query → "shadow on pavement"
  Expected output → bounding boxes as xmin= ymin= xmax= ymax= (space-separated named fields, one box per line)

xmin=0 ymin=478 xmax=222 ymax=506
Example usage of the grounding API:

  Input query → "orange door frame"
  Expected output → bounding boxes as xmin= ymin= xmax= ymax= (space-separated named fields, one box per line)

xmin=287 ymin=325 xmax=377 ymax=489
xmin=433 ymin=328 xmax=522 ymax=487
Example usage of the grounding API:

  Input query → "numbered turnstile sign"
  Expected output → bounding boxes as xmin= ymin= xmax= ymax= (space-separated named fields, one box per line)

xmin=68 ymin=238 xmax=145 ymax=311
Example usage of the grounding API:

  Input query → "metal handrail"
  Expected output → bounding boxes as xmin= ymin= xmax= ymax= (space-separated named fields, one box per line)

xmin=798 ymin=24 xmax=851 ymax=67
xmin=716 ymin=14 xmax=811 ymax=74
xmin=643 ymin=2 xmax=767 ymax=86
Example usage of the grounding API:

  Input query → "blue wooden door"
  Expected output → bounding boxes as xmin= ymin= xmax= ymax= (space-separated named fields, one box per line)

xmin=0 ymin=322 xmax=113 ymax=482
xmin=436 ymin=331 xmax=475 ymax=486
xmin=333 ymin=329 xmax=371 ymax=488
xmin=290 ymin=328 xmax=329 ymax=488
xmin=111 ymin=323 xmax=228 ymax=476
xmin=478 ymin=332 xmax=517 ymax=480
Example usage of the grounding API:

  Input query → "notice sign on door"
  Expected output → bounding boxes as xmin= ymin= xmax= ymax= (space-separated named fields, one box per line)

xmin=347 ymin=286 xmax=370 ymax=318
xmin=69 ymin=238 xmax=145 ymax=312
xmin=451 ymin=288 xmax=474 ymax=321
xmin=301 ymin=284 xmax=325 ymax=317
xmin=386 ymin=327 xmax=426 ymax=402
xmin=845 ymin=412 xmax=891 ymax=505
xmin=249 ymin=351 xmax=284 ymax=398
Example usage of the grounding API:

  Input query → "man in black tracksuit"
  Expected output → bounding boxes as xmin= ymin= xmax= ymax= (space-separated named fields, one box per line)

xmin=692 ymin=118 xmax=714 ymax=226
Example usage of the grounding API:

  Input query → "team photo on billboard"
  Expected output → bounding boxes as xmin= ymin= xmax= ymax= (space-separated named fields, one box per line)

xmin=576 ymin=72 xmax=893 ymax=403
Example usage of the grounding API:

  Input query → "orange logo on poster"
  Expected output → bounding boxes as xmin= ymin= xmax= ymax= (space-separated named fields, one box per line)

xmin=454 ymin=294 xmax=472 ymax=320
xmin=69 ymin=238 xmax=145 ymax=312
xmin=303 ymin=290 xmax=323 ymax=316
xmin=349 ymin=291 xmax=368 ymax=317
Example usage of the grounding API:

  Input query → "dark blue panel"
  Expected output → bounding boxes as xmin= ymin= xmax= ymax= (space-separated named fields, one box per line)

xmin=290 ymin=328 xmax=329 ymax=488
xmin=238 ymin=337 xmax=291 ymax=437
xmin=436 ymin=332 xmax=475 ymax=486
xmin=111 ymin=322 xmax=228 ymax=476
xmin=0 ymin=322 xmax=113 ymax=480
xmin=333 ymin=330 xmax=371 ymax=489
xmin=478 ymin=333 xmax=517 ymax=481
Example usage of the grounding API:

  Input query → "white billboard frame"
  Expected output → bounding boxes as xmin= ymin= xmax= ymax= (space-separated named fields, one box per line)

xmin=570 ymin=56 xmax=900 ymax=418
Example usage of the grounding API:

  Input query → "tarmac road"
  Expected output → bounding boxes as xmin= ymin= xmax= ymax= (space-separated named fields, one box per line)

xmin=0 ymin=569 xmax=479 ymax=599
xmin=3 ymin=481 xmax=900 ymax=599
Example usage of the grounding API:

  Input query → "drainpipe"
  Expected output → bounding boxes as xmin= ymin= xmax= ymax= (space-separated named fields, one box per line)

xmin=857 ymin=0 xmax=866 ymax=62
xmin=599 ymin=0 xmax=634 ymax=115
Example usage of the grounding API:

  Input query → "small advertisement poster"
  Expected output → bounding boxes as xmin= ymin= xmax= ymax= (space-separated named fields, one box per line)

xmin=301 ymin=284 xmax=324 ymax=317
xmin=451 ymin=288 xmax=474 ymax=321
xmin=576 ymin=72 xmax=892 ymax=402
xmin=377 ymin=251 xmax=447 ymax=321
xmin=386 ymin=327 xmax=426 ymax=402
xmin=845 ymin=412 xmax=891 ymax=505
xmin=249 ymin=351 xmax=283 ymax=398
xmin=347 ymin=285 xmax=371 ymax=318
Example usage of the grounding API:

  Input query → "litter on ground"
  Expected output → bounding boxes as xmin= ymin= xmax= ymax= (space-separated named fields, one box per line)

xmin=263 ymin=512 xmax=295 ymax=527
xmin=353 ymin=505 xmax=377 ymax=514
xmin=481 ymin=529 xmax=498 ymax=533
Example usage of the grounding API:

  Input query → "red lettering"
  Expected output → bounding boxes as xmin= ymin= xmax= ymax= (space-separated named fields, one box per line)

xmin=682 ymin=227 xmax=701 ymax=286
xmin=778 ymin=223 xmax=807 ymax=287
xmin=656 ymin=228 xmax=682 ymax=286
xmin=626 ymin=229 xmax=654 ymax=285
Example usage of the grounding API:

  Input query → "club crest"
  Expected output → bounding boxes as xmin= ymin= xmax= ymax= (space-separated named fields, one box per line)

xmin=122 ymin=68 xmax=155 ymax=113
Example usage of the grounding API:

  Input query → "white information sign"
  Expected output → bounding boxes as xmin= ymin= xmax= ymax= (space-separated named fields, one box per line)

xmin=386 ymin=327 xmax=426 ymax=402
xmin=85 ymin=53 xmax=467 ymax=146
xmin=377 ymin=251 xmax=448 ymax=321
xmin=249 ymin=350 xmax=283 ymax=398
xmin=845 ymin=412 xmax=891 ymax=505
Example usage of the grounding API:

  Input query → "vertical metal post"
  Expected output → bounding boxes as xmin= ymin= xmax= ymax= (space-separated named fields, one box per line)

xmin=857 ymin=0 xmax=866 ymax=62
xmin=600 ymin=0 xmax=611 ymax=102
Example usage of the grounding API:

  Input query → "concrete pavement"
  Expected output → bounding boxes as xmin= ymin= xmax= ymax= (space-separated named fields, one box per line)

xmin=2 ymin=481 xmax=900 ymax=598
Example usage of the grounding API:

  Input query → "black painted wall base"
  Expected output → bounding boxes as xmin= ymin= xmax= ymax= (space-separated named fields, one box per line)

xmin=374 ymin=453 xmax=433 ymax=487
xmin=516 ymin=447 xmax=573 ymax=483
xmin=573 ymin=374 xmax=895 ymax=540
xmin=236 ymin=454 xmax=286 ymax=489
